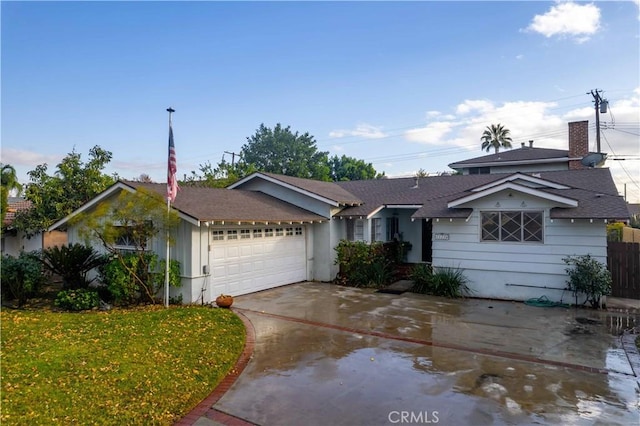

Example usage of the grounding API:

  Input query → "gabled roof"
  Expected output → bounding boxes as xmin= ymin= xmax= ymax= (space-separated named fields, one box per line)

xmin=3 ymin=197 xmax=32 ymax=227
xmin=228 ymin=172 xmax=362 ymax=206
xmin=127 ymin=181 xmax=327 ymax=224
xmin=448 ymin=147 xmax=604 ymax=169
xmin=49 ymin=180 xmax=327 ymax=231
xmin=336 ymin=168 xmax=629 ymax=221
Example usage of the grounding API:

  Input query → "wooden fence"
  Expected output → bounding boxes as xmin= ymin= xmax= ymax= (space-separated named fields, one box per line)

xmin=607 ymin=241 xmax=640 ymax=299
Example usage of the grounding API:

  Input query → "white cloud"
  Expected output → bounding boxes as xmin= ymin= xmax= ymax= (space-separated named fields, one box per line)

xmin=405 ymin=121 xmax=457 ymax=145
xmin=456 ymin=100 xmax=493 ymax=115
xmin=0 ymin=148 xmax=61 ymax=168
xmin=329 ymin=123 xmax=387 ymax=139
xmin=525 ymin=1 xmax=601 ymax=43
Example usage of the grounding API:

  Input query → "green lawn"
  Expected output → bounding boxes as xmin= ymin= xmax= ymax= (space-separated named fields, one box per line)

xmin=1 ymin=305 xmax=245 ymax=425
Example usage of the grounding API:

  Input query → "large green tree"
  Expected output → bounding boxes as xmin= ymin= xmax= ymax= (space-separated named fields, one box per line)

xmin=241 ymin=123 xmax=331 ymax=181
xmin=1 ymin=164 xmax=23 ymax=227
xmin=328 ymin=155 xmax=384 ymax=181
xmin=481 ymin=123 xmax=513 ymax=154
xmin=14 ymin=146 xmax=115 ymax=236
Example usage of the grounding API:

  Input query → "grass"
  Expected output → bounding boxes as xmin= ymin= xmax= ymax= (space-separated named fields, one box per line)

xmin=1 ymin=305 xmax=245 ymax=425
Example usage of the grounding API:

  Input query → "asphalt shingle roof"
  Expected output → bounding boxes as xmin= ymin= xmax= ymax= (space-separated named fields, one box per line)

xmin=448 ymin=147 xmax=602 ymax=168
xmin=124 ymin=181 xmax=327 ymax=223
xmin=256 ymin=172 xmax=363 ymax=205
xmin=336 ymin=168 xmax=629 ymax=221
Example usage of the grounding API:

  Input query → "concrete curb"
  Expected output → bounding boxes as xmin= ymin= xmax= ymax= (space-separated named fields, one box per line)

xmin=175 ymin=310 xmax=257 ymax=426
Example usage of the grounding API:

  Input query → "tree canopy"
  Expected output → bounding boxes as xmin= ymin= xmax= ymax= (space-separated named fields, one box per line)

xmin=1 ymin=164 xmax=22 ymax=227
xmin=185 ymin=124 xmax=385 ymax=187
xmin=328 ymin=155 xmax=385 ymax=181
xmin=481 ymin=123 xmax=513 ymax=154
xmin=241 ymin=123 xmax=331 ymax=181
xmin=14 ymin=146 xmax=116 ymax=236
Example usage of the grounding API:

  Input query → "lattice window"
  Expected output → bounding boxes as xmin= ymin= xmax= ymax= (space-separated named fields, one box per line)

xmin=481 ymin=211 xmax=543 ymax=243
xmin=212 ymin=230 xmax=224 ymax=241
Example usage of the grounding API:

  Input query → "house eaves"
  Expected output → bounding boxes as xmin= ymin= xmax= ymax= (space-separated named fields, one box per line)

xmin=448 ymin=182 xmax=578 ymax=208
xmin=449 ymin=157 xmax=570 ymax=169
xmin=48 ymin=181 xmax=202 ymax=231
xmin=228 ymin=172 xmax=362 ymax=207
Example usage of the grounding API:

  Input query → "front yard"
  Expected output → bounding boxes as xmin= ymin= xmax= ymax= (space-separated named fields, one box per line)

xmin=1 ymin=305 xmax=245 ymax=425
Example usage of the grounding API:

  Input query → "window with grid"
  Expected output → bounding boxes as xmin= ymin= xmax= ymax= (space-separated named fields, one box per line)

xmin=113 ymin=223 xmax=151 ymax=250
xmin=265 ymin=228 xmax=274 ymax=237
xmin=481 ymin=211 xmax=543 ymax=242
xmin=370 ymin=218 xmax=382 ymax=242
xmin=227 ymin=230 xmax=238 ymax=240
xmin=346 ymin=219 xmax=365 ymax=241
xmin=275 ymin=228 xmax=284 ymax=236
xmin=240 ymin=229 xmax=251 ymax=239
xmin=295 ymin=227 xmax=303 ymax=235
xmin=286 ymin=227 xmax=294 ymax=236
xmin=253 ymin=229 xmax=263 ymax=238
xmin=212 ymin=230 xmax=224 ymax=241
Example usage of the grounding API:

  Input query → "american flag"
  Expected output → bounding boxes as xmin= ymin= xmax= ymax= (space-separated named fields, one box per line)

xmin=167 ymin=124 xmax=178 ymax=203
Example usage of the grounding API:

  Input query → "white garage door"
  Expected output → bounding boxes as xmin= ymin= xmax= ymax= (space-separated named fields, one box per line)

xmin=210 ymin=225 xmax=307 ymax=297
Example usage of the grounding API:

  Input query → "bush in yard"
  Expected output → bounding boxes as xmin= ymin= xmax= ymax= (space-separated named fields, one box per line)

xmin=39 ymin=243 xmax=107 ymax=289
xmin=1 ymin=252 xmax=45 ymax=307
xmin=409 ymin=263 xmax=433 ymax=294
xmin=55 ymin=288 xmax=100 ymax=311
xmin=334 ymin=240 xmax=392 ymax=288
xmin=563 ymin=254 xmax=611 ymax=309
xmin=410 ymin=264 xmax=470 ymax=298
xmin=99 ymin=253 xmax=181 ymax=305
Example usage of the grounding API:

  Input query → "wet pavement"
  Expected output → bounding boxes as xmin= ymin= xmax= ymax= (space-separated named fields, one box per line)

xmin=188 ymin=282 xmax=640 ymax=426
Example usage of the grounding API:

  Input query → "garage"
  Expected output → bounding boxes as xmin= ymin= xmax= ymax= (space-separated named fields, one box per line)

xmin=209 ymin=225 xmax=307 ymax=297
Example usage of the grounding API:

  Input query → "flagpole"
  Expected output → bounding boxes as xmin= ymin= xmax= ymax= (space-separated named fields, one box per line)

xmin=165 ymin=107 xmax=175 ymax=308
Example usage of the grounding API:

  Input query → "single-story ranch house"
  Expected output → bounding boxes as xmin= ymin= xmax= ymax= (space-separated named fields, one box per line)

xmin=50 ymin=121 xmax=629 ymax=304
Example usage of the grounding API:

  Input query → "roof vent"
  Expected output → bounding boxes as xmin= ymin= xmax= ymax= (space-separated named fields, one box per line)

xmin=412 ymin=177 xmax=419 ymax=189
xmin=529 ymin=140 xmax=534 ymax=148
xmin=521 ymin=142 xmax=525 ymax=148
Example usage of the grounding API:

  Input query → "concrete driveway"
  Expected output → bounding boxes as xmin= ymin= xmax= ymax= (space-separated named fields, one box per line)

xmin=183 ymin=282 xmax=639 ymax=426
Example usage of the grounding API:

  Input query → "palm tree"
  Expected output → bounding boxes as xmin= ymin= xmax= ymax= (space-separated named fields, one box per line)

xmin=1 ymin=164 xmax=23 ymax=226
xmin=481 ymin=124 xmax=513 ymax=154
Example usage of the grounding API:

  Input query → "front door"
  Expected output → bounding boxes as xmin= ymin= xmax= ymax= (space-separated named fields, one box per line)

xmin=421 ymin=220 xmax=432 ymax=262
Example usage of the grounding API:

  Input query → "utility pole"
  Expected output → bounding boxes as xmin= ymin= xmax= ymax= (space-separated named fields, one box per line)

xmin=589 ymin=89 xmax=607 ymax=153
xmin=224 ymin=151 xmax=241 ymax=166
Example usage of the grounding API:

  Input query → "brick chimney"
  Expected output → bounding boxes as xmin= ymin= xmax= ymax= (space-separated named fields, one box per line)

xmin=568 ymin=120 xmax=589 ymax=170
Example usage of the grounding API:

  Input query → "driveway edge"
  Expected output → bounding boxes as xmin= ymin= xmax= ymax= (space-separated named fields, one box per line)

xmin=175 ymin=309 xmax=257 ymax=426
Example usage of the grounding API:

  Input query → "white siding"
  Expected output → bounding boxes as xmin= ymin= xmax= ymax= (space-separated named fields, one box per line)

xmin=432 ymin=190 xmax=607 ymax=302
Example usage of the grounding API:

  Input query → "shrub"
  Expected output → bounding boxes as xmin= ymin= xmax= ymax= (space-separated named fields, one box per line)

xmin=40 ymin=243 xmax=107 ymax=290
xmin=1 ymin=252 xmax=45 ymax=307
xmin=55 ymin=288 xmax=100 ymax=311
xmin=410 ymin=264 xmax=469 ymax=298
xmin=334 ymin=240 xmax=392 ymax=288
xmin=431 ymin=267 xmax=470 ymax=298
xmin=410 ymin=263 xmax=433 ymax=294
xmin=98 ymin=253 xmax=181 ymax=305
xmin=606 ymin=222 xmax=624 ymax=242
xmin=563 ymin=254 xmax=611 ymax=309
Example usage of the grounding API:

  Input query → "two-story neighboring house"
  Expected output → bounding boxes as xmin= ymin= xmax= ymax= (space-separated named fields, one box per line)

xmin=448 ymin=121 xmax=604 ymax=175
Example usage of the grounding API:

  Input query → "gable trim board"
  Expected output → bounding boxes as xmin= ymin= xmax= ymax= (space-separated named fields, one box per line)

xmin=448 ymin=182 xmax=578 ymax=208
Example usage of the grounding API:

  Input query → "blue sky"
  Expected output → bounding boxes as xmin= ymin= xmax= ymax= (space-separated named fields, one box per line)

xmin=2 ymin=1 xmax=639 ymax=202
